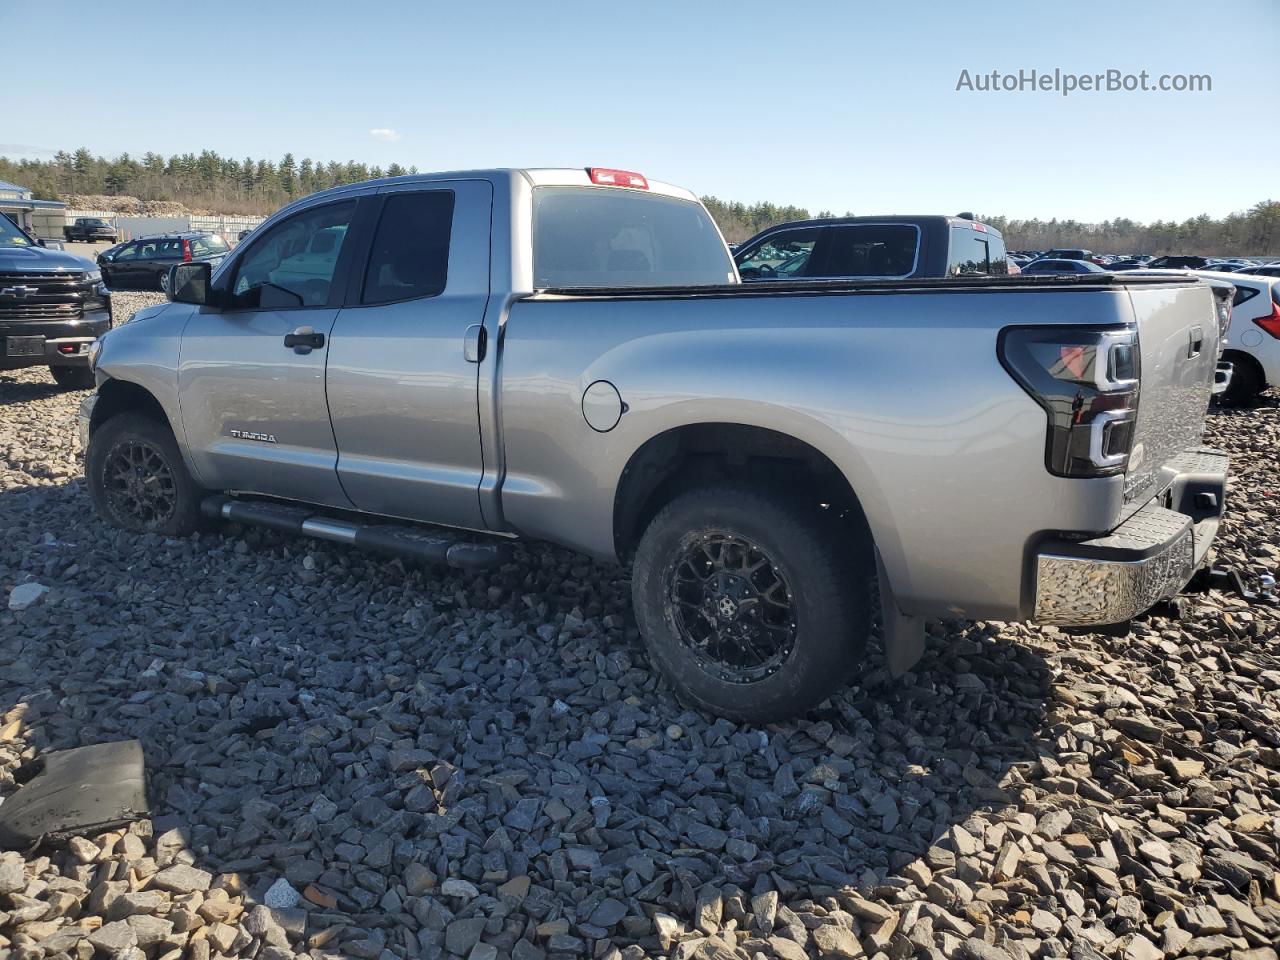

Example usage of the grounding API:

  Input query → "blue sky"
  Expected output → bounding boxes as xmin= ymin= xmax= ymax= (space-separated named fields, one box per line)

xmin=7 ymin=0 xmax=1278 ymax=223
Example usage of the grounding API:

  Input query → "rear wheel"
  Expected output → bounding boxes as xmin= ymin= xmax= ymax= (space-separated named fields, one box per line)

xmin=158 ymin=270 xmax=170 ymax=293
xmin=632 ymin=483 xmax=872 ymax=723
xmin=1222 ymin=353 xmax=1264 ymax=405
xmin=49 ymin=365 xmax=95 ymax=390
xmin=86 ymin=413 xmax=205 ymax=536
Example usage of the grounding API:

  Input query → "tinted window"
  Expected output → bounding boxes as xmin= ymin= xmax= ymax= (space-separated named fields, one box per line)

xmin=362 ymin=191 xmax=454 ymax=304
xmin=191 ymin=234 xmax=229 ymax=257
xmin=739 ymin=224 xmax=918 ymax=279
xmin=228 ymin=200 xmax=356 ymax=309
xmin=533 ymin=187 xmax=734 ymax=288
xmin=950 ymin=231 xmax=990 ymax=275
xmin=737 ymin=228 xmax=819 ymax=279
xmin=814 ymin=224 xmax=918 ymax=277
xmin=1233 ymin=287 xmax=1260 ymax=307
xmin=154 ymin=239 xmax=183 ymax=259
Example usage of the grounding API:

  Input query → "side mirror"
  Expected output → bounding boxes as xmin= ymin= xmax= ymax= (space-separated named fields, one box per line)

xmin=169 ymin=262 xmax=213 ymax=306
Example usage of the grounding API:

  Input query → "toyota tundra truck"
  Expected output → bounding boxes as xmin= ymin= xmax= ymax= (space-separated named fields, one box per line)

xmin=78 ymin=167 xmax=1229 ymax=722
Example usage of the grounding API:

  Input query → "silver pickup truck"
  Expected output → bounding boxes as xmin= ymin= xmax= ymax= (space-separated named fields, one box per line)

xmin=79 ymin=167 xmax=1229 ymax=722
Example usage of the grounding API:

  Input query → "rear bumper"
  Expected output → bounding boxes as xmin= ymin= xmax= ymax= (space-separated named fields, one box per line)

xmin=1033 ymin=449 xmax=1228 ymax=625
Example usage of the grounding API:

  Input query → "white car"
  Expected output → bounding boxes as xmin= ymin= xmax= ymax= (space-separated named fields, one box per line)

xmin=1122 ymin=269 xmax=1279 ymax=402
xmin=1218 ymin=273 xmax=1280 ymax=401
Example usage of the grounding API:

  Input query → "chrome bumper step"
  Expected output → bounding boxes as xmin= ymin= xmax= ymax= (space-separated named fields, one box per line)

xmin=199 ymin=496 xmax=508 ymax=571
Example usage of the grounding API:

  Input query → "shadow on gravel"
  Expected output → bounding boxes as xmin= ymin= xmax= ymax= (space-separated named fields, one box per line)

xmin=0 ymin=451 xmax=1054 ymax=954
xmin=0 ymin=373 xmax=68 ymax=405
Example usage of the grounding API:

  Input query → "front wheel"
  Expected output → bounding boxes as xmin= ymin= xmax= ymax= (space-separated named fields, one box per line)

xmin=631 ymin=483 xmax=872 ymax=724
xmin=49 ymin=365 xmax=95 ymax=390
xmin=86 ymin=413 xmax=205 ymax=536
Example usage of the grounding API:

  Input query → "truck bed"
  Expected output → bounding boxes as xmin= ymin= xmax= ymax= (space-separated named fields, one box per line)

xmin=531 ymin=272 xmax=1199 ymax=300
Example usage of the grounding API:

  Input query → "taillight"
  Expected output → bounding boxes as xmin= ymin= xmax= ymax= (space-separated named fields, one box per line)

xmin=182 ymin=239 xmax=192 ymax=263
xmin=587 ymin=168 xmax=649 ymax=189
xmin=999 ymin=325 xmax=1140 ymax=478
xmin=1254 ymin=299 xmax=1280 ymax=339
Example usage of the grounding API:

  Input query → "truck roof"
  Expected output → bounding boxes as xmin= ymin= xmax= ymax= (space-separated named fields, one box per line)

xmin=285 ymin=168 xmax=701 ymax=209
xmin=745 ymin=214 xmax=1004 ymax=239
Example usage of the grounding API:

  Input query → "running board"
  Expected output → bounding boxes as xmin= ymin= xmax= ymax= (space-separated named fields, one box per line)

xmin=200 ymin=496 xmax=508 ymax=571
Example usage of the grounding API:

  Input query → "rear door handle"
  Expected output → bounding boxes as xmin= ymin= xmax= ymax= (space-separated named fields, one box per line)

xmin=284 ymin=326 xmax=325 ymax=353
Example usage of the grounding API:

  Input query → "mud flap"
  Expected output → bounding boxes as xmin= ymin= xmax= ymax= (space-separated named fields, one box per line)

xmin=877 ymin=551 xmax=925 ymax=676
xmin=0 ymin=741 xmax=149 ymax=850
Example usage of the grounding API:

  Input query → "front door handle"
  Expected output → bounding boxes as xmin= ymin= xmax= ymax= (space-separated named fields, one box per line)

xmin=284 ymin=326 xmax=325 ymax=353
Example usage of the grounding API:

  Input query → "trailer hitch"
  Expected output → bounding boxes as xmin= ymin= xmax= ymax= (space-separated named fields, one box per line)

xmin=1186 ymin=567 xmax=1278 ymax=605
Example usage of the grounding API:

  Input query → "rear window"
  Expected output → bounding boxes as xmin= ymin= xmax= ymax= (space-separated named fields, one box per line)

xmin=1233 ymin=287 xmax=1260 ymax=307
xmin=532 ymin=187 xmax=734 ymax=288
xmin=949 ymin=227 xmax=1008 ymax=275
xmin=191 ymin=234 xmax=229 ymax=257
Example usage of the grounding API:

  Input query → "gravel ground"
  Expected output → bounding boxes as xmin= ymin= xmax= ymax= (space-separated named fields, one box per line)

xmin=1 ymin=297 xmax=1278 ymax=960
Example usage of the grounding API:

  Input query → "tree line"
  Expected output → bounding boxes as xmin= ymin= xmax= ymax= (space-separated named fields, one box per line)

xmin=2 ymin=148 xmax=1276 ymax=255
xmin=1 ymin=148 xmax=421 ymax=215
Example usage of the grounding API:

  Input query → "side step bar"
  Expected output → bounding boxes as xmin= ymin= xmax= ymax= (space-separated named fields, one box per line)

xmin=200 ymin=496 xmax=508 ymax=571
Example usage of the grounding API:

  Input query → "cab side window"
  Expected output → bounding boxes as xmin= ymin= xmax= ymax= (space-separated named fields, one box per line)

xmin=226 ymin=200 xmax=357 ymax=310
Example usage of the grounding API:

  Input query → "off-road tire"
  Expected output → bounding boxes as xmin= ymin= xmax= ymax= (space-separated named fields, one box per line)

xmin=632 ymin=483 xmax=872 ymax=724
xmin=86 ymin=413 xmax=205 ymax=536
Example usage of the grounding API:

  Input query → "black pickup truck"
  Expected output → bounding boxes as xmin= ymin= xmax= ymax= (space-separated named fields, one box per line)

xmin=64 ymin=217 xmax=118 ymax=243
xmin=735 ymin=214 xmax=1009 ymax=280
xmin=1 ymin=213 xmax=111 ymax=389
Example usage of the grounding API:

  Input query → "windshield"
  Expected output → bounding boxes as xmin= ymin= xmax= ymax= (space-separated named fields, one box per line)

xmin=0 ymin=214 xmax=33 ymax=248
xmin=532 ymin=187 xmax=734 ymax=288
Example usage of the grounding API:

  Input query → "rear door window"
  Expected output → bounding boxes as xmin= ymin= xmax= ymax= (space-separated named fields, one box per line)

xmin=1233 ymin=287 xmax=1260 ymax=307
xmin=361 ymin=191 xmax=455 ymax=304
xmin=811 ymin=224 xmax=919 ymax=277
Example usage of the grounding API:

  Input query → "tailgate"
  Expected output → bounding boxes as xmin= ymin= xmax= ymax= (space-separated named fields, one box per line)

xmin=1124 ymin=282 xmax=1219 ymax=506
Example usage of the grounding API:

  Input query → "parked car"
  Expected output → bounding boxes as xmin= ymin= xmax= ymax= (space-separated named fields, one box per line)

xmin=1121 ymin=267 xmax=1272 ymax=402
xmin=1041 ymin=248 xmax=1092 ymax=261
xmin=64 ymin=217 xmax=118 ymax=243
xmin=1234 ymin=264 xmax=1280 ymax=279
xmin=1106 ymin=260 xmax=1146 ymax=271
xmin=1148 ymin=255 xmax=1209 ymax=269
xmin=0 ymin=212 xmax=111 ymax=389
xmin=1021 ymin=258 xmax=1106 ymax=275
xmin=82 ymin=167 xmax=1228 ymax=722
xmin=97 ymin=231 xmax=230 ymax=292
xmin=734 ymin=215 xmax=1008 ymax=280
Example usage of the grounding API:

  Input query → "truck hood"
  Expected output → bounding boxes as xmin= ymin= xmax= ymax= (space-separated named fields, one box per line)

xmin=0 ymin=246 xmax=98 ymax=273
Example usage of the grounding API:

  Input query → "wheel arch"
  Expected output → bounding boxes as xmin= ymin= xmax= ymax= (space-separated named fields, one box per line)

xmin=90 ymin=378 xmax=176 ymax=438
xmin=612 ymin=422 xmax=873 ymax=559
